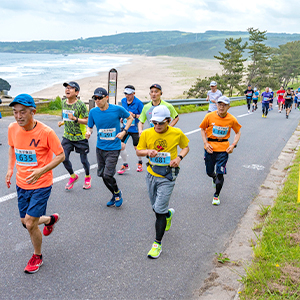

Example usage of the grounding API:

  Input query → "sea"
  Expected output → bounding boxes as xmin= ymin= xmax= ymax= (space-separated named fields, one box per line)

xmin=0 ymin=53 xmax=131 ymax=97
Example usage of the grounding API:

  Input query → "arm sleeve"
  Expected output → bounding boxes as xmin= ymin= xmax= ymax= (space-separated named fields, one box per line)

xmin=80 ymin=102 xmax=89 ymax=118
xmin=168 ymin=104 xmax=178 ymax=119
xmin=136 ymin=131 xmax=147 ymax=150
xmin=199 ymin=114 xmax=209 ymax=129
xmin=139 ymin=107 xmax=147 ymax=123
xmin=87 ymin=111 xmax=95 ymax=128
xmin=47 ymin=130 xmax=64 ymax=156
xmin=178 ymin=131 xmax=190 ymax=149
xmin=232 ymin=118 xmax=242 ymax=134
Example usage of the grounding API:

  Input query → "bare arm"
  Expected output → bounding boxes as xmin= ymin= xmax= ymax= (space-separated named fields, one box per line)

xmin=5 ymin=145 xmax=16 ymax=188
xmin=116 ymin=115 xmax=134 ymax=140
xmin=169 ymin=146 xmax=189 ymax=167
xmin=200 ymin=128 xmax=213 ymax=154
xmin=68 ymin=113 xmax=88 ymax=125
xmin=85 ymin=127 xmax=93 ymax=140
xmin=170 ymin=115 xmax=179 ymax=127
xmin=226 ymin=131 xmax=241 ymax=154
xmin=138 ymin=121 xmax=144 ymax=136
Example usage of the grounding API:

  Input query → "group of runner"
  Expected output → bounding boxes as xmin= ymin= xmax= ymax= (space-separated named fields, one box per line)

xmin=243 ymin=84 xmax=300 ymax=119
xmin=5 ymin=79 xmax=242 ymax=272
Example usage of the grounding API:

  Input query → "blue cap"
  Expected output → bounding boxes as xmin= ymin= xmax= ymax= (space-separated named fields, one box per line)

xmin=93 ymin=87 xmax=108 ymax=98
xmin=63 ymin=81 xmax=80 ymax=91
xmin=9 ymin=94 xmax=36 ymax=108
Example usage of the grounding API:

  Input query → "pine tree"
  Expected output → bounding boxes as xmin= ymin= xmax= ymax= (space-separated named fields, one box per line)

xmin=214 ymin=37 xmax=247 ymax=96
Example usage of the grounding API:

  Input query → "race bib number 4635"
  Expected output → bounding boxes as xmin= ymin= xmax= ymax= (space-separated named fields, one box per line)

xmin=15 ymin=149 xmax=38 ymax=166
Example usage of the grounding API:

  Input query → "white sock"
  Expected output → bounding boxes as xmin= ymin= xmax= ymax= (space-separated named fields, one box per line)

xmin=120 ymin=149 xmax=128 ymax=164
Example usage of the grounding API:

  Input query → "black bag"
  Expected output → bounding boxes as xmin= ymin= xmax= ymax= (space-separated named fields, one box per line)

xmin=150 ymin=165 xmax=180 ymax=181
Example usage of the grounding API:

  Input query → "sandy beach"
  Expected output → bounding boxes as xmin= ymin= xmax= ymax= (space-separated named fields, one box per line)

xmin=31 ymin=55 xmax=222 ymax=102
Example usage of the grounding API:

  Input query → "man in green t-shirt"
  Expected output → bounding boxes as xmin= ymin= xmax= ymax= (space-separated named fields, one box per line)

xmin=138 ymin=84 xmax=179 ymax=135
xmin=58 ymin=81 xmax=91 ymax=190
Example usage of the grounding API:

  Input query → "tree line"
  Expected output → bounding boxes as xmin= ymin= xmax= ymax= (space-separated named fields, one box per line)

xmin=187 ymin=28 xmax=300 ymax=98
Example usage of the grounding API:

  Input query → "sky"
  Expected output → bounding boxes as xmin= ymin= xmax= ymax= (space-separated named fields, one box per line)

xmin=1 ymin=0 xmax=300 ymax=41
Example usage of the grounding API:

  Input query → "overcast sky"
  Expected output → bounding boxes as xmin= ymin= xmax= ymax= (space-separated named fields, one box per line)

xmin=1 ymin=0 xmax=300 ymax=41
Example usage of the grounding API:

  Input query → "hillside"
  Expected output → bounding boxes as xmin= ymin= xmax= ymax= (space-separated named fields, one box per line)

xmin=1 ymin=30 xmax=300 ymax=59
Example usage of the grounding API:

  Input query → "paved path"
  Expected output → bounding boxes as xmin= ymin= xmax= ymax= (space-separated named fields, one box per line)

xmin=0 ymin=105 xmax=299 ymax=299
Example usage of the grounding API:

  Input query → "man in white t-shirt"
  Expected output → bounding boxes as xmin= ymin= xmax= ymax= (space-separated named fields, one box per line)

xmin=206 ymin=81 xmax=223 ymax=113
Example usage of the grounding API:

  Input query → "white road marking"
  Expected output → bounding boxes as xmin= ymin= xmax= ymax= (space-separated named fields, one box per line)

xmin=185 ymin=128 xmax=201 ymax=135
xmin=242 ymin=164 xmax=265 ymax=171
xmin=237 ymin=113 xmax=253 ymax=118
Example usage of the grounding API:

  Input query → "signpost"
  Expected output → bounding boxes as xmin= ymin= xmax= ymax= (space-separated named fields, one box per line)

xmin=108 ymin=68 xmax=118 ymax=104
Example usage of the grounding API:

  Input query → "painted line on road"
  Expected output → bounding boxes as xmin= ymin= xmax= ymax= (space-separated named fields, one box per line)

xmin=0 ymin=128 xmax=203 ymax=204
xmin=237 ymin=113 xmax=253 ymax=118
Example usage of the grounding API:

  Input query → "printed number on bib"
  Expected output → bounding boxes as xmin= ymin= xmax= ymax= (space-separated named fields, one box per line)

xmin=149 ymin=152 xmax=171 ymax=166
xmin=15 ymin=149 xmax=38 ymax=166
xmin=62 ymin=110 xmax=75 ymax=121
xmin=98 ymin=128 xmax=117 ymax=140
xmin=123 ymin=118 xmax=135 ymax=127
xmin=212 ymin=126 xmax=229 ymax=138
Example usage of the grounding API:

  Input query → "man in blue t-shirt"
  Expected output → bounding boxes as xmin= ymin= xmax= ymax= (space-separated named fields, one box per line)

xmin=117 ymin=85 xmax=144 ymax=175
xmin=261 ymin=87 xmax=272 ymax=118
xmin=86 ymin=87 xmax=133 ymax=207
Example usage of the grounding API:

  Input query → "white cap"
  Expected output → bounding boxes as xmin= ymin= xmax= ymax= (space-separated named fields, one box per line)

xmin=269 ymin=88 xmax=272 ymax=92
xmin=217 ymin=96 xmax=230 ymax=105
xmin=150 ymin=105 xmax=170 ymax=122
xmin=210 ymin=81 xmax=217 ymax=86
xmin=254 ymin=87 xmax=257 ymax=91
xmin=124 ymin=88 xmax=135 ymax=95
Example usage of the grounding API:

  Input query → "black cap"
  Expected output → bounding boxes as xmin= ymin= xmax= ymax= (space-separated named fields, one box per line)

xmin=63 ymin=81 xmax=80 ymax=91
xmin=125 ymin=85 xmax=135 ymax=90
xmin=150 ymin=84 xmax=162 ymax=91
xmin=93 ymin=87 xmax=108 ymax=98
xmin=248 ymin=84 xmax=251 ymax=87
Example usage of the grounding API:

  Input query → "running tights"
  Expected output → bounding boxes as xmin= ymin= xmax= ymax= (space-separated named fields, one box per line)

xmin=208 ymin=172 xmax=224 ymax=196
xmin=262 ymin=104 xmax=269 ymax=116
xmin=155 ymin=212 xmax=169 ymax=242
xmin=63 ymin=152 xmax=90 ymax=176
xmin=102 ymin=174 xmax=119 ymax=194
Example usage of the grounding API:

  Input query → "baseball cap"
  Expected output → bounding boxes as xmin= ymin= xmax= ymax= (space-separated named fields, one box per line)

xmin=63 ymin=81 xmax=80 ymax=91
xmin=217 ymin=96 xmax=230 ymax=105
xmin=248 ymin=84 xmax=252 ymax=87
xmin=124 ymin=85 xmax=135 ymax=95
xmin=210 ymin=81 xmax=217 ymax=86
xmin=9 ymin=94 xmax=36 ymax=108
xmin=254 ymin=87 xmax=257 ymax=91
xmin=150 ymin=84 xmax=162 ymax=91
xmin=150 ymin=105 xmax=170 ymax=122
xmin=269 ymin=88 xmax=272 ymax=92
xmin=93 ymin=87 xmax=108 ymax=98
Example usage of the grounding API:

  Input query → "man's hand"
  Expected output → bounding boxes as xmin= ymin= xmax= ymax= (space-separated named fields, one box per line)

xmin=170 ymin=156 xmax=181 ymax=168
xmin=226 ymin=145 xmax=235 ymax=154
xmin=116 ymin=130 xmax=126 ymax=140
xmin=58 ymin=121 xmax=64 ymax=127
xmin=68 ymin=113 xmax=75 ymax=121
xmin=204 ymin=142 xmax=213 ymax=154
xmin=5 ymin=170 xmax=13 ymax=188
xmin=26 ymin=168 xmax=44 ymax=185
xmin=147 ymin=149 xmax=158 ymax=158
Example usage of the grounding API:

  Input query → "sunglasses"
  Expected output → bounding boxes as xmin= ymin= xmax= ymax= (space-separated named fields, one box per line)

xmin=152 ymin=120 xmax=167 ymax=126
xmin=93 ymin=96 xmax=105 ymax=100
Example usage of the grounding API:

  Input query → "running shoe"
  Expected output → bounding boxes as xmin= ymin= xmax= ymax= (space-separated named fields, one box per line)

xmin=106 ymin=195 xmax=115 ymax=207
xmin=278 ymin=110 xmax=281 ymax=113
xmin=114 ymin=190 xmax=123 ymax=208
xmin=165 ymin=208 xmax=175 ymax=231
xmin=117 ymin=165 xmax=130 ymax=175
xmin=212 ymin=196 xmax=220 ymax=206
xmin=24 ymin=254 xmax=43 ymax=274
xmin=65 ymin=174 xmax=79 ymax=190
xmin=248 ymin=110 xmax=250 ymax=114
xmin=262 ymin=114 xmax=265 ymax=118
xmin=43 ymin=213 xmax=60 ymax=236
xmin=147 ymin=242 xmax=162 ymax=259
xmin=286 ymin=114 xmax=289 ymax=119
xmin=83 ymin=176 xmax=91 ymax=189
xmin=212 ymin=178 xmax=216 ymax=189
xmin=136 ymin=163 xmax=143 ymax=172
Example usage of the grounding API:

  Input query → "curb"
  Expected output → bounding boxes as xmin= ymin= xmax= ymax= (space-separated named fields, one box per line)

xmin=194 ymin=123 xmax=300 ymax=300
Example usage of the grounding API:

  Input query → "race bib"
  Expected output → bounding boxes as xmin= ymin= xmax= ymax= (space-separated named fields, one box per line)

xmin=123 ymin=118 xmax=135 ymax=127
xmin=263 ymin=97 xmax=269 ymax=101
xmin=212 ymin=126 xmax=229 ymax=138
xmin=98 ymin=128 xmax=117 ymax=140
xmin=62 ymin=109 xmax=75 ymax=121
xmin=15 ymin=149 xmax=38 ymax=166
xmin=286 ymin=96 xmax=291 ymax=99
xmin=280 ymin=93 xmax=284 ymax=96
xmin=247 ymin=92 xmax=252 ymax=96
xmin=149 ymin=152 xmax=171 ymax=166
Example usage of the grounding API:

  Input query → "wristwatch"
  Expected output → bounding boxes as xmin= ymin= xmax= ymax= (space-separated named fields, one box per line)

xmin=232 ymin=144 xmax=237 ymax=148
xmin=178 ymin=155 xmax=183 ymax=160
xmin=123 ymin=129 xmax=128 ymax=134
xmin=74 ymin=117 xmax=78 ymax=123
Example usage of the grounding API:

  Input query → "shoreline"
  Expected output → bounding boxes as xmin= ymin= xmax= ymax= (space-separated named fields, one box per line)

xmin=31 ymin=54 xmax=222 ymax=102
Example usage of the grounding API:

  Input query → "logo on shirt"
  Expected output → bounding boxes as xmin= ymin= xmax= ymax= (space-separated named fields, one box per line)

xmin=29 ymin=139 xmax=40 ymax=147
xmin=154 ymin=139 xmax=167 ymax=152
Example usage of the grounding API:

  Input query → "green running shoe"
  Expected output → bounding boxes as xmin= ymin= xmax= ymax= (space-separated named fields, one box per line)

xmin=212 ymin=196 xmax=220 ymax=206
xmin=147 ymin=242 xmax=162 ymax=259
xmin=165 ymin=208 xmax=175 ymax=231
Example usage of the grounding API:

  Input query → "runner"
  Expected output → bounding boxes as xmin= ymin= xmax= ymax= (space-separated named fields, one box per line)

xmin=294 ymin=89 xmax=298 ymax=109
xmin=244 ymin=84 xmax=254 ymax=113
xmin=276 ymin=86 xmax=285 ymax=113
xmin=5 ymin=94 xmax=65 ymax=273
xmin=59 ymin=81 xmax=91 ymax=190
xmin=199 ymin=96 xmax=241 ymax=206
xmin=138 ymin=84 xmax=179 ymax=135
xmin=206 ymin=81 xmax=222 ymax=113
xmin=136 ymin=105 xmax=189 ymax=259
xmin=85 ymin=87 xmax=133 ymax=207
xmin=296 ymin=89 xmax=300 ymax=110
xmin=269 ymin=88 xmax=274 ymax=110
xmin=252 ymin=87 xmax=259 ymax=111
xmin=261 ymin=87 xmax=272 ymax=118
xmin=117 ymin=85 xmax=144 ymax=175
xmin=284 ymin=87 xmax=294 ymax=119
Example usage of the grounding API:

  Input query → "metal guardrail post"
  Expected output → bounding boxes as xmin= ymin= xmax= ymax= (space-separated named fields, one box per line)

xmin=89 ymin=99 xmax=95 ymax=111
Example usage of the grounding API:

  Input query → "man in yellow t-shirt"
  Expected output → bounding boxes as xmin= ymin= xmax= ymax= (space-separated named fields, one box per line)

xmin=199 ymin=96 xmax=241 ymax=206
xmin=136 ymin=105 xmax=189 ymax=259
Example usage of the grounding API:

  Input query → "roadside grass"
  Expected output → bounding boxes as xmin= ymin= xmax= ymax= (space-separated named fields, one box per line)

xmin=239 ymin=149 xmax=300 ymax=299
xmin=37 ymin=96 xmax=62 ymax=115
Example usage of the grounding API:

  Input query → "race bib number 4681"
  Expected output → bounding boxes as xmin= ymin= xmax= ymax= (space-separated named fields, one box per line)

xmin=149 ymin=152 xmax=171 ymax=166
xmin=15 ymin=149 xmax=38 ymax=166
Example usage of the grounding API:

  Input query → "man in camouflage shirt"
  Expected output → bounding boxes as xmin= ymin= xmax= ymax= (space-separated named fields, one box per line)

xmin=58 ymin=81 xmax=91 ymax=190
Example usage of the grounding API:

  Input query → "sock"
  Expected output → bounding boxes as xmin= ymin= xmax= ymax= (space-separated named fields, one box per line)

xmin=46 ymin=215 xmax=56 ymax=226
xmin=120 ymin=149 xmax=128 ymax=164
xmin=85 ymin=175 xmax=91 ymax=178
xmin=155 ymin=240 xmax=161 ymax=245
xmin=71 ymin=173 xmax=77 ymax=179
xmin=114 ymin=190 xmax=121 ymax=195
xmin=166 ymin=210 xmax=171 ymax=218
xmin=214 ymin=193 xmax=219 ymax=197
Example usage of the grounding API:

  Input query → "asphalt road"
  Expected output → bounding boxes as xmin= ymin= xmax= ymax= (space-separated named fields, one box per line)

xmin=0 ymin=104 xmax=299 ymax=300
